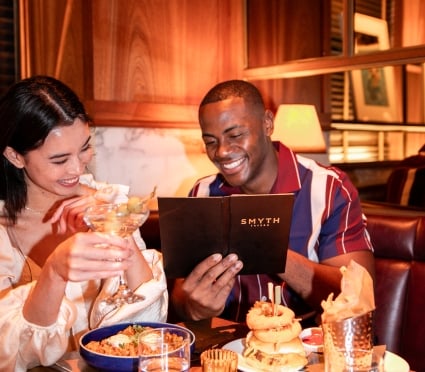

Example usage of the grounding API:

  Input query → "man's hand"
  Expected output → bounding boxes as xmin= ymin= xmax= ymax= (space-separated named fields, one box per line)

xmin=171 ymin=253 xmax=243 ymax=320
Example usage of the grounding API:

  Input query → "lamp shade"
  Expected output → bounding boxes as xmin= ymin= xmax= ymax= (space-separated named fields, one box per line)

xmin=272 ymin=104 xmax=326 ymax=153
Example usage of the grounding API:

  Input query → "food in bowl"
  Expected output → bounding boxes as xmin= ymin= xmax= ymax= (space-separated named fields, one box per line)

xmin=79 ymin=322 xmax=195 ymax=372
xmin=300 ymin=327 xmax=324 ymax=354
xmin=85 ymin=324 xmax=154 ymax=356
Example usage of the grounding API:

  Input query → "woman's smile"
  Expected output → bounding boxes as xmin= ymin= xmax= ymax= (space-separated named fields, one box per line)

xmin=57 ymin=176 xmax=80 ymax=188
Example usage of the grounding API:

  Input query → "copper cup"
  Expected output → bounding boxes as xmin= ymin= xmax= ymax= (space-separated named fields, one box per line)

xmin=322 ymin=311 xmax=375 ymax=372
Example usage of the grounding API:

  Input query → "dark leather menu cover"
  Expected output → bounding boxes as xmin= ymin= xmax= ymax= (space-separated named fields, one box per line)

xmin=157 ymin=194 xmax=294 ymax=278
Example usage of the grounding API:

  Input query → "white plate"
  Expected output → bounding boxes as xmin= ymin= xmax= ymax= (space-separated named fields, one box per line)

xmin=222 ymin=338 xmax=410 ymax=372
xmin=222 ymin=338 xmax=306 ymax=372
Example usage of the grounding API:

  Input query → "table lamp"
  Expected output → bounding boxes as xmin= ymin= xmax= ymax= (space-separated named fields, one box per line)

xmin=272 ymin=104 xmax=329 ymax=164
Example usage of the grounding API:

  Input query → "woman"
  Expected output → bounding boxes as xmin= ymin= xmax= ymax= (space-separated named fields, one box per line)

xmin=0 ymin=76 xmax=167 ymax=371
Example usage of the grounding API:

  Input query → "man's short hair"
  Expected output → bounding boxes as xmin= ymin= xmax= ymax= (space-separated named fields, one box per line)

xmin=199 ymin=80 xmax=265 ymax=111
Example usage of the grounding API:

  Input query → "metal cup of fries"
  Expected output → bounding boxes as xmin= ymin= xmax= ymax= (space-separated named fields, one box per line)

xmin=322 ymin=311 xmax=375 ymax=371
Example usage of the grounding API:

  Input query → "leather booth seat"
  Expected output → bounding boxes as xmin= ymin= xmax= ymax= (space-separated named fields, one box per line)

xmin=362 ymin=201 xmax=425 ymax=372
xmin=384 ymin=147 xmax=425 ymax=208
xmin=139 ymin=210 xmax=161 ymax=250
xmin=385 ymin=166 xmax=425 ymax=208
xmin=140 ymin=205 xmax=425 ymax=371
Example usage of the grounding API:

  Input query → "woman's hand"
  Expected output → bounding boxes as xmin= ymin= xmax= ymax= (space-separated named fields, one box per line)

xmin=120 ymin=235 xmax=154 ymax=289
xmin=23 ymin=231 xmax=133 ymax=326
xmin=46 ymin=231 xmax=134 ymax=283
xmin=49 ymin=193 xmax=97 ymax=234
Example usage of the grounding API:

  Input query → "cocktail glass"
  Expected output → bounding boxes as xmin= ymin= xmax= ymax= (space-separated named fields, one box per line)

xmin=84 ymin=191 xmax=154 ymax=307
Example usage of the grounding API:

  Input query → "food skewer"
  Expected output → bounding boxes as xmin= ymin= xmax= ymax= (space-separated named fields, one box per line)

xmin=274 ymin=285 xmax=281 ymax=316
xmin=268 ymin=282 xmax=274 ymax=311
xmin=267 ymin=282 xmax=282 ymax=316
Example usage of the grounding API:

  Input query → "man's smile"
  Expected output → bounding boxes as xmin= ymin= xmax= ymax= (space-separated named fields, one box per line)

xmin=221 ymin=157 xmax=245 ymax=170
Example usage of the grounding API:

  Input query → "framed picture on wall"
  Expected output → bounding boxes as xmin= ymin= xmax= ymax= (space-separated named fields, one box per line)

xmin=351 ymin=13 xmax=401 ymax=122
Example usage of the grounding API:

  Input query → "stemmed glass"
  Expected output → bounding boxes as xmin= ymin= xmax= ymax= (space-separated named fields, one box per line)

xmin=84 ymin=189 xmax=155 ymax=307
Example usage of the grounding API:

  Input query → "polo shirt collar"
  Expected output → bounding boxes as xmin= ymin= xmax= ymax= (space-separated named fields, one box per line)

xmin=270 ymin=141 xmax=301 ymax=194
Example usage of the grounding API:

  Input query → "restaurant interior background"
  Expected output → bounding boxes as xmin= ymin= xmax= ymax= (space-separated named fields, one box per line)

xmin=1 ymin=0 xmax=425 ymax=203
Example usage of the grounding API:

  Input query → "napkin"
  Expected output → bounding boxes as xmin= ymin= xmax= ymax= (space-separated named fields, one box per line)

xmin=321 ymin=260 xmax=375 ymax=323
xmin=79 ymin=173 xmax=130 ymax=203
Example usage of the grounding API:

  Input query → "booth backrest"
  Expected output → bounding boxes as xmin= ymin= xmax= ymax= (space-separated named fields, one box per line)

xmin=385 ymin=150 xmax=425 ymax=208
xmin=140 ymin=210 xmax=161 ymax=249
xmin=385 ymin=166 xmax=425 ymax=208
xmin=362 ymin=201 xmax=425 ymax=372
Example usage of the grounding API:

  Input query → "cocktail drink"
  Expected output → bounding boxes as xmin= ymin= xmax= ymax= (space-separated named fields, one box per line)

xmin=84 ymin=192 xmax=154 ymax=307
xmin=86 ymin=203 xmax=149 ymax=237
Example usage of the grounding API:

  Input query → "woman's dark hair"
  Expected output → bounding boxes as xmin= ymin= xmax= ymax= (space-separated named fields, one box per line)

xmin=0 ymin=75 xmax=92 ymax=223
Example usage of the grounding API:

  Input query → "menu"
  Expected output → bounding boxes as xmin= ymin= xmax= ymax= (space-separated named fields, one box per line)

xmin=157 ymin=194 xmax=294 ymax=278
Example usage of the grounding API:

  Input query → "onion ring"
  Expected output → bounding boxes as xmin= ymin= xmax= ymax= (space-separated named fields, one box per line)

xmin=253 ymin=320 xmax=302 ymax=343
xmin=246 ymin=301 xmax=295 ymax=330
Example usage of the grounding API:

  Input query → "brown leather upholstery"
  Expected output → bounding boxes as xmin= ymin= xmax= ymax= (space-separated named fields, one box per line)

xmin=141 ymin=205 xmax=425 ymax=371
xmin=385 ymin=148 xmax=425 ymax=208
xmin=362 ymin=201 xmax=425 ymax=372
xmin=386 ymin=166 xmax=425 ymax=207
xmin=139 ymin=210 xmax=161 ymax=249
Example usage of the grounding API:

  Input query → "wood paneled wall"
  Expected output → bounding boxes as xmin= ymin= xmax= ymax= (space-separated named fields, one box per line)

xmin=91 ymin=0 xmax=244 ymax=103
xmin=245 ymin=0 xmax=330 ymax=122
xmin=19 ymin=0 xmax=94 ymax=98
xmin=18 ymin=0 xmax=425 ymax=130
xmin=20 ymin=0 xmax=244 ymax=126
xmin=19 ymin=0 xmax=333 ymax=127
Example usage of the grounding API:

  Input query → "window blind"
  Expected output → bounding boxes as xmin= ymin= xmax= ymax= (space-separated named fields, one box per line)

xmin=329 ymin=0 xmax=395 ymax=162
xmin=330 ymin=0 xmax=393 ymax=121
xmin=0 ymin=0 xmax=17 ymax=97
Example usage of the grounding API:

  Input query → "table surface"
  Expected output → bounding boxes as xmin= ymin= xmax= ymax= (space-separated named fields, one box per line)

xmin=27 ymin=318 xmax=412 ymax=372
xmin=28 ymin=317 xmax=249 ymax=372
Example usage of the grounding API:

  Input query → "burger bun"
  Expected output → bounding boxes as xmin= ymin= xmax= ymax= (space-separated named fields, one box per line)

xmin=246 ymin=331 xmax=305 ymax=355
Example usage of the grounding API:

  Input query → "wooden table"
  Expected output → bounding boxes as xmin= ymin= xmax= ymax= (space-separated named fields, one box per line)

xmin=27 ymin=318 xmax=411 ymax=372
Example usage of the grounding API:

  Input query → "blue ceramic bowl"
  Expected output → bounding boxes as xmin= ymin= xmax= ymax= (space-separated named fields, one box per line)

xmin=79 ymin=322 xmax=195 ymax=372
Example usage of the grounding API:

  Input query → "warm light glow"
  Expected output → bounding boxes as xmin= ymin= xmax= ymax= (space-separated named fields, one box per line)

xmin=272 ymin=104 xmax=327 ymax=153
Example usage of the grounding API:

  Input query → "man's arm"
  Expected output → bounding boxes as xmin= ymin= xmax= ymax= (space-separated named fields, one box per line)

xmin=281 ymin=167 xmax=376 ymax=313
xmin=280 ymin=249 xmax=375 ymax=313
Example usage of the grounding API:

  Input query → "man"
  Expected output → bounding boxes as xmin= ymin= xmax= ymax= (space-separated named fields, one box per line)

xmin=170 ymin=80 xmax=374 ymax=324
